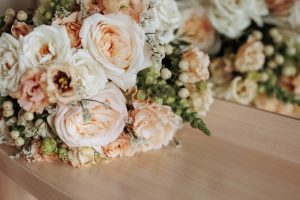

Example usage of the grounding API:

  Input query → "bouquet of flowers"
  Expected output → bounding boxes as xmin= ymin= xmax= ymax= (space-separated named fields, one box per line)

xmin=177 ymin=0 xmax=300 ymax=118
xmin=0 ymin=0 xmax=214 ymax=167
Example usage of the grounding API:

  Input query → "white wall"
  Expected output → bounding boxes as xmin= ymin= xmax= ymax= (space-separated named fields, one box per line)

xmin=0 ymin=0 xmax=37 ymax=14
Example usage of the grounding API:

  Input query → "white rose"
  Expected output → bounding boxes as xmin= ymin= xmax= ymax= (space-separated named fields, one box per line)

xmin=69 ymin=49 xmax=108 ymax=98
xmin=19 ymin=25 xmax=72 ymax=68
xmin=0 ymin=33 xmax=23 ymax=95
xmin=80 ymin=13 xmax=150 ymax=91
xmin=155 ymin=0 xmax=181 ymax=44
xmin=208 ymin=0 xmax=268 ymax=38
xmin=54 ymin=83 xmax=128 ymax=151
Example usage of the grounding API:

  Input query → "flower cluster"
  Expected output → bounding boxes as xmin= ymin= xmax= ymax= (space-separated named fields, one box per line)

xmin=0 ymin=0 xmax=213 ymax=167
xmin=178 ymin=0 xmax=299 ymax=118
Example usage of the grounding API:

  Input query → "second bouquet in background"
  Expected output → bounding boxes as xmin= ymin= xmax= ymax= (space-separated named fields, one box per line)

xmin=0 ymin=0 xmax=214 ymax=167
xmin=176 ymin=0 xmax=300 ymax=118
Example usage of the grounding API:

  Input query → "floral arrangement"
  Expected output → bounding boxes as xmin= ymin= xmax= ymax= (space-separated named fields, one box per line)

xmin=0 ymin=0 xmax=214 ymax=167
xmin=177 ymin=0 xmax=300 ymax=118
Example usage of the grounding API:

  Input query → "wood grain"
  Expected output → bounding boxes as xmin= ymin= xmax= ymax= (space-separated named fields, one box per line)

xmin=0 ymin=100 xmax=300 ymax=200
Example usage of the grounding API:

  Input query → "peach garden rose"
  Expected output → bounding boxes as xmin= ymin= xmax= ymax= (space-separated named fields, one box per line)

xmin=80 ymin=13 xmax=150 ymax=91
xmin=11 ymin=21 xmax=32 ymax=39
xmin=54 ymin=83 xmax=128 ymax=151
xmin=52 ymin=12 xmax=82 ymax=48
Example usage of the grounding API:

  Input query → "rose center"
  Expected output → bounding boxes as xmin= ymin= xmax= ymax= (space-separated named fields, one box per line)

xmin=53 ymin=71 xmax=73 ymax=93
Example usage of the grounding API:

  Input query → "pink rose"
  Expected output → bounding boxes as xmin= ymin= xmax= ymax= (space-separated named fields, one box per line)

xmin=11 ymin=68 xmax=49 ymax=114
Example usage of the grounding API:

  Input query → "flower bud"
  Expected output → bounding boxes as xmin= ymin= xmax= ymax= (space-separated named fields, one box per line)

xmin=164 ymin=45 xmax=173 ymax=55
xmin=283 ymin=65 xmax=297 ymax=77
xmin=264 ymin=45 xmax=274 ymax=56
xmin=287 ymin=46 xmax=296 ymax=56
xmin=252 ymin=30 xmax=263 ymax=40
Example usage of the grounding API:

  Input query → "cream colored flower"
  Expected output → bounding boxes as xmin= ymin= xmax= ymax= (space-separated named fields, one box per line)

xmin=68 ymin=147 xmax=95 ymax=167
xmin=208 ymin=0 xmax=268 ymax=38
xmin=254 ymin=94 xmax=294 ymax=116
xmin=210 ymin=57 xmax=233 ymax=85
xmin=0 ymin=33 xmax=23 ymax=95
xmin=52 ymin=12 xmax=82 ymax=48
xmin=181 ymin=47 xmax=210 ymax=83
xmin=155 ymin=0 xmax=181 ymax=44
xmin=69 ymin=50 xmax=108 ymax=98
xmin=235 ymin=39 xmax=265 ymax=73
xmin=177 ymin=6 xmax=220 ymax=54
xmin=80 ymin=13 xmax=150 ymax=90
xmin=227 ymin=77 xmax=258 ymax=105
xmin=45 ymin=63 xmax=79 ymax=104
xmin=188 ymin=83 xmax=214 ymax=116
xmin=11 ymin=21 xmax=32 ymax=39
xmin=54 ymin=83 xmax=128 ymax=151
xmin=130 ymin=102 xmax=182 ymax=152
xmin=103 ymin=133 xmax=137 ymax=158
xmin=19 ymin=25 xmax=72 ymax=68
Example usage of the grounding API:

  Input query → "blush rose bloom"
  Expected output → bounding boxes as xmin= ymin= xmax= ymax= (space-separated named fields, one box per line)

xmin=19 ymin=25 xmax=72 ymax=68
xmin=0 ymin=33 xmax=24 ymax=96
xmin=11 ymin=22 xmax=32 ymax=39
xmin=103 ymin=133 xmax=137 ymax=158
xmin=54 ymin=83 xmax=128 ymax=151
xmin=181 ymin=47 xmax=210 ymax=84
xmin=11 ymin=68 xmax=49 ymax=114
xmin=130 ymin=102 xmax=183 ymax=152
xmin=80 ymin=13 xmax=150 ymax=91
xmin=52 ymin=12 xmax=82 ymax=48
xmin=235 ymin=39 xmax=265 ymax=73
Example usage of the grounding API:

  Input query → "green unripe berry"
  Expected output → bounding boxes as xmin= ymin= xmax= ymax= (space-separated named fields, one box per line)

xmin=165 ymin=97 xmax=175 ymax=104
xmin=58 ymin=148 xmax=68 ymax=162
xmin=154 ymin=97 xmax=163 ymax=104
xmin=196 ymin=81 xmax=208 ymax=93
xmin=45 ymin=11 xmax=53 ymax=20
xmin=41 ymin=138 xmax=57 ymax=155
xmin=146 ymin=76 xmax=155 ymax=85
xmin=137 ymin=90 xmax=147 ymax=100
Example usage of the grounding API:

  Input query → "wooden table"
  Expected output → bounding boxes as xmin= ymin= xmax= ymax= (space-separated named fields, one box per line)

xmin=0 ymin=99 xmax=300 ymax=200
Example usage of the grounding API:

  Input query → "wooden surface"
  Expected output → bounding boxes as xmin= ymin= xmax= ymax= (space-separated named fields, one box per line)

xmin=0 ymin=99 xmax=300 ymax=200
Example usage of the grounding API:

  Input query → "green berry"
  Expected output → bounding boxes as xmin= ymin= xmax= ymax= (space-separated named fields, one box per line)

xmin=58 ymin=148 xmax=68 ymax=162
xmin=196 ymin=81 xmax=208 ymax=93
xmin=45 ymin=11 xmax=53 ymax=20
xmin=137 ymin=90 xmax=147 ymax=100
xmin=41 ymin=138 xmax=57 ymax=155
